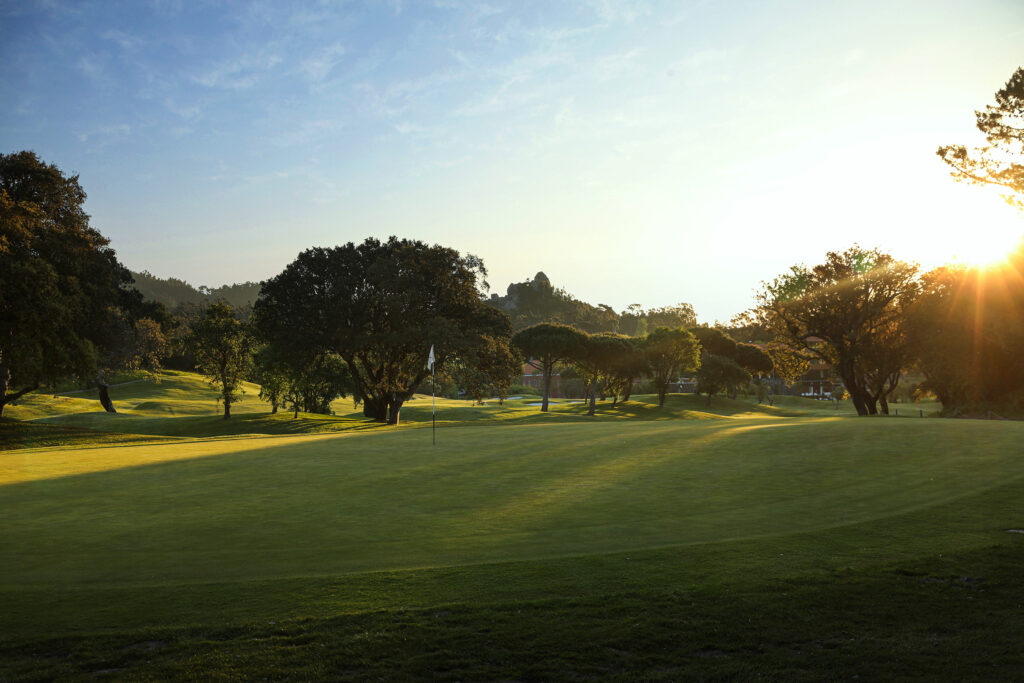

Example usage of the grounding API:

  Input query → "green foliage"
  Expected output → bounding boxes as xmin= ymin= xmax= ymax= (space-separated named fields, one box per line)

xmin=641 ymin=326 xmax=700 ymax=407
xmin=0 ymin=151 xmax=134 ymax=417
xmin=689 ymin=325 xmax=737 ymax=358
xmin=191 ymin=302 xmax=255 ymax=418
xmin=574 ymin=332 xmax=633 ymax=415
xmin=452 ymin=335 xmax=522 ymax=404
xmin=696 ymin=354 xmax=752 ymax=404
xmin=255 ymin=237 xmax=511 ymax=425
xmin=733 ymin=342 xmax=773 ymax=376
xmin=757 ymin=246 xmax=919 ymax=416
xmin=511 ymin=322 xmax=588 ymax=411
xmin=938 ymin=66 xmax=1024 ymax=208
xmin=604 ymin=337 xmax=649 ymax=403
xmin=507 ymin=383 xmax=540 ymax=396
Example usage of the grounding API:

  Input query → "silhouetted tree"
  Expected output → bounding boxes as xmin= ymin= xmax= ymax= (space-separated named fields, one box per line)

xmin=938 ymin=67 xmax=1024 ymax=208
xmin=757 ymin=246 xmax=918 ymax=416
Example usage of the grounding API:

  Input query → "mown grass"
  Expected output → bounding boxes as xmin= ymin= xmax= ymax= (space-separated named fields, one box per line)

xmin=4 ymin=369 xmax=905 ymax=441
xmin=0 ymin=420 xmax=180 ymax=451
xmin=0 ymin=372 xmax=1012 ymax=679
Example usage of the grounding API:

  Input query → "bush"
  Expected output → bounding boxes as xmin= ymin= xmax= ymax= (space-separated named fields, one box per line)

xmin=507 ymin=384 xmax=540 ymax=396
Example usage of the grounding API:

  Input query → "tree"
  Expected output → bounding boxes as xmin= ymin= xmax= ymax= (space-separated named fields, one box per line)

xmin=191 ymin=302 xmax=254 ymax=419
xmin=938 ymin=67 xmax=1024 ymax=208
xmin=696 ymin=354 xmax=751 ymax=406
xmin=689 ymin=326 xmax=737 ymax=359
xmin=733 ymin=342 xmax=773 ymax=377
xmin=605 ymin=338 xmax=649 ymax=404
xmin=90 ymin=308 xmax=171 ymax=413
xmin=512 ymin=323 xmax=587 ymax=412
xmin=619 ymin=303 xmax=696 ymax=337
xmin=255 ymin=237 xmax=511 ymax=425
xmin=757 ymin=246 xmax=919 ymax=416
xmin=575 ymin=333 xmax=633 ymax=415
xmin=0 ymin=151 xmax=134 ymax=418
xmin=641 ymin=327 xmax=700 ymax=407
xmin=254 ymin=345 xmax=289 ymax=414
xmin=907 ymin=246 xmax=1024 ymax=412
xmin=453 ymin=335 xmax=522 ymax=405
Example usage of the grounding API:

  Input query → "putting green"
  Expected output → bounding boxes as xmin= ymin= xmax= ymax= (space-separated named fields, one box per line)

xmin=3 ymin=418 xmax=1022 ymax=591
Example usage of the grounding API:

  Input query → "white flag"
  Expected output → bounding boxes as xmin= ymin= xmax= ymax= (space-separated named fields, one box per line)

xmin=427 ymin=345 xmax=435 ymax=371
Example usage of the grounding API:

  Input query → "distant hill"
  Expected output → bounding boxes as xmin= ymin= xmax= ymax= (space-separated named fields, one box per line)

xmin=130 ymin=271 xmax=262 ymax=311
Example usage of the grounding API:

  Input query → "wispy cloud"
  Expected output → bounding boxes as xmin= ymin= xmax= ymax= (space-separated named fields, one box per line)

xmin=101 ymin=28 xmax=142 ymax=51
xmin=77 ymin=123 xmax=132 ymax=142
xmin=193 ymin=51 xmax=282 ymax=90
xmin=298 ymin=42 xmax=347 ymax=83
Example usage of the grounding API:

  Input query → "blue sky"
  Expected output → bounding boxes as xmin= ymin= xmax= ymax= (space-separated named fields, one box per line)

xmin=2 ymin=0 xmax=1022 ymax=321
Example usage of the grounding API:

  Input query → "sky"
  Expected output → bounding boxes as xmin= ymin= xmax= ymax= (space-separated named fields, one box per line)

xmin=2 ymin=0 xmax=1022 ymax=322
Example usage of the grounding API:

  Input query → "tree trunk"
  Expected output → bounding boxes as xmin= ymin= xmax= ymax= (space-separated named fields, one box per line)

xmin=0 ymin=361 xmax=37 ymax=419
xmin=623 ymin=377 xmax=633 ymax=403
xmin=271 ymin=401 xmax=278 ymax=414
xmin=879 ymin=394 xmax=889 ymax=415
xmin=387 ymin=397 xmax=403 ymax=425
xmin=223 ymin=399 xmax=231 ymax=419
xmin=363 ymin=397 xmax=387 ymax=421
xmin=839 ymin=363 xmax=869 ymax=416
xmin=96 ymin=375 xmax=117 ymax=414
xmin=706 ymin=392 xmax=712 ymax=406
xmin=658 ymin=386 xmax=667 ymax=407
xmin=588 ymin=370 xmax=598 ymax=416
xmin=542 ymin=363 xmax=552 ymax=412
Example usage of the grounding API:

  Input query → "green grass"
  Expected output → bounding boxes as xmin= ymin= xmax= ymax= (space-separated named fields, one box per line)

xmin=0 ymin=420 xmax=179 ymax=451
xmin=0 ymin=372 xmax=1019 ymax=679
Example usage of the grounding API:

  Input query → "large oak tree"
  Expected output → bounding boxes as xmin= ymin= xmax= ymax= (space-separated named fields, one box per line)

xmin=757 ymin=246 xmax=919 ymax=416
xmin=0 ymin=151 xmax=135 ymax=418
xmin=255 ymin=237 xmax=511 ymax=425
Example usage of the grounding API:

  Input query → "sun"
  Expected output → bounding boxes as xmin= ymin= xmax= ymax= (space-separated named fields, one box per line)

xmin=948 ymin=228 xmax=1023 ymax=268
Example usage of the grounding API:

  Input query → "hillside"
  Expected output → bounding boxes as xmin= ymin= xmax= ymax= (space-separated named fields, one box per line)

xmin=130 ymin=270 xmax=262 ymax=310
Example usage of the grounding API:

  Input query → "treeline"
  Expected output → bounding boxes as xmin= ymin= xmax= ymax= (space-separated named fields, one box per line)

xmin=130 ymin=270 xmax=261 ymax=313
xmin=487 ymin=271 xmax=697 ymax=334
xmin=511 ymin=323 xmax=773 ymax=414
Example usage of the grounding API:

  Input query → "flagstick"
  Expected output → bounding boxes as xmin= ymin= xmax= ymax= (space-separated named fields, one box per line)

xmin=431 ymin=362 xmax=436 ymax=445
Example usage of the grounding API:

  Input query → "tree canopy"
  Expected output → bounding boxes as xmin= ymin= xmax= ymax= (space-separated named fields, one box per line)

xmin=576 ymin=333 xmax=633 ymax=415
xmin=512 ymin=322 xmax=588 ymax=412
xmin=641 ymin=327 xmax=700 ymax=407
xmin=0 ymin=151 xmax=134 ymax=417
xmin=757 ymin=246 xmax=919 ymax=416
xmin=191 ymin=302 xmax=255 ymax=419
xmin=255 ymin=236 xmax=511 ymax=424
